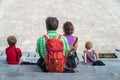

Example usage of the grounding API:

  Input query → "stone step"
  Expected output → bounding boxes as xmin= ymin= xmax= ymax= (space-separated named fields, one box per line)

xmin=116 ymin=48 xmax=120 ymax=52
xmin=0 ymin=72 xmax=120 ymax=80
xmin=0 ymin=63 xmax=120 ymax=74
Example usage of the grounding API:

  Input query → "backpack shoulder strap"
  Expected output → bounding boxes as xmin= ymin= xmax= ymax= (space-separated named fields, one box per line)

xmin=44 ymin=34 xmax=61 ymax=40
xmin=73 ymin=37 xmax=78 ymax=46
xmin=57 ymin=34 xmax=62 ymax=40
xmin=44 ymin=35 xmax=49 ymax=40
xmin=14 ymin=48 xmax=19 ymax=62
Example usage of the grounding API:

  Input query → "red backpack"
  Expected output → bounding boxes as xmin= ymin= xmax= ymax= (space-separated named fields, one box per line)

xmin=44 ymin=34 xmax=66 ymax=72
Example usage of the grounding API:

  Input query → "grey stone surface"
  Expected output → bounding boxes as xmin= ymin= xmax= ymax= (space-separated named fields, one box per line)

xmin=77 ymin=65 xmax=95 ymax=73
xmin=116 ymin=48 xmax=120 ymax=52
xmin=0 ymin=72 xmax=120 ymax=80
xmin=0 ymin=0 xmax=120 ymax=53
xmin=94 ymin=66 xmax=109 ymax=73
xmin=0 ymin=67 xmax=17 ymax=73
xmin=18 ymin=65 xmax=42 ymax=72
xmin=59 ymin=73 xmax=113 ymax=80
xmin=4 ymin=73 xmax=59 ymax=80
xmin=108 ymin=67 xmax=120 ymax=74
xmin=0 ymin=57 xmax=120 ymax=80
xmin=0 ymin=72 xmax=6 ymax=80
xmin=0 ymin=57 xmax=120 ymax=79
xmin=101 ymin=59 xmax=120 ymax=66
xmin=112 ymin=74 xmax=120 ymax=80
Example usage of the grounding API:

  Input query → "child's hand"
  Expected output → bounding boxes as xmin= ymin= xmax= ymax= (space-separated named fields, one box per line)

xmin=67 ymin=52 xmax=72 ymax=57
xmin=65 ymin=51 xmax=72 ymax=57
xmin=70 ymin=46 xmax=76 ymax=51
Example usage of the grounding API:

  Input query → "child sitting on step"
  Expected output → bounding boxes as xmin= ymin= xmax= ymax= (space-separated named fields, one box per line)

xmin=6 ymin=36 xmax=22 ymax=64
xmin=63 ymin=21 xmax=79 ymax=72
xmin=83 ymin=41 xmax=99 ymax=65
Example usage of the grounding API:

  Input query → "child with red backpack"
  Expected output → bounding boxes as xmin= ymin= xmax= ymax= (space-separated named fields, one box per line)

xmin=36 ymin=17 xmax=70 ymax=72
xmin=63 ymin=21 xmax=79 ymax=72
xmin=6 ymin=36 xmax=22 ymax=64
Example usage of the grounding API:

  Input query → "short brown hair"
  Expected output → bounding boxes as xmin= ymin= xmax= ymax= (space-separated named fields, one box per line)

xmin=85 ymin=41 xmax=93 ymax=49
xmin=63 ymin=21 xmax=74 ymax=35
xmin=7 ymin=36 xmax=17 ymax=46
xmin=46 ymin=17 xmax=59 ymax=30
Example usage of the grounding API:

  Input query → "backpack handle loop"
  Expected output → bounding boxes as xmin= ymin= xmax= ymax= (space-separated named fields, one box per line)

xmin=44 ymin=34 xmax=61 ymax=40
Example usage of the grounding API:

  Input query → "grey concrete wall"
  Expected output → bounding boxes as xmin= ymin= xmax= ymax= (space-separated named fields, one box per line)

xmin=0 ymin=0 xmax=120 ymax=53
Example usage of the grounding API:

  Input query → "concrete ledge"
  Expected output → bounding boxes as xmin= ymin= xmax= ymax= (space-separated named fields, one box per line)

xmin=0 ymin=51 xmax=120 ymax=80
xmin=0 ymin=72 xmax=120 ymax=80
xmin=116 ymin=48 xmax=120 ymax=52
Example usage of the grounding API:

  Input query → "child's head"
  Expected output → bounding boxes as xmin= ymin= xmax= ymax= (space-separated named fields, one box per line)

xmin=63 ymin=21 xmax=74 ymax=35
xmin=7 ymin=36 xmax=17 ymax=46
xmin=85 ymin=41 xmax=93 ymax=50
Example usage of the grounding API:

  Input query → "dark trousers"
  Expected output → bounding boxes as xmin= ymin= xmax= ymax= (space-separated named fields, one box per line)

xmin=37 ymin=57 xmax=48 ymax=72
xmin=37 ymin=57 xmax=75 ymax=73
xmin=66 ymin=54 xmax=77 ymax=69
xmin=67 ymin=56 xmax=76 ymax=68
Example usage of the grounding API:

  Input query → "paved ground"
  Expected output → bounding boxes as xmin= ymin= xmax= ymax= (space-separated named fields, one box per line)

xmin=0 ymin=0 xmax=120 ymax=53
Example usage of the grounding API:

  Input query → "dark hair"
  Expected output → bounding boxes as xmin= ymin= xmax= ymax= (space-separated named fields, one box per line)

xmin=63 ymin=21 xmax=74 ymax=35
xmin=7 ymin=36 xmax=17 ymax=46
xmin=46 ymin=17 xmax=59 ymax=30
xmin=85 ymin=41 xmax=93 ymax=49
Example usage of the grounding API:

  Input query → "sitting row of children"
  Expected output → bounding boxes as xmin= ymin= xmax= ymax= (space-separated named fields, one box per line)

xmin=5 ymin=21 xmax=100 ymax=72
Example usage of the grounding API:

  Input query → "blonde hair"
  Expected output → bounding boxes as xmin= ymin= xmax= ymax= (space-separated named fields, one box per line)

xmin=85 ymin=41 xmax=93 ymax=49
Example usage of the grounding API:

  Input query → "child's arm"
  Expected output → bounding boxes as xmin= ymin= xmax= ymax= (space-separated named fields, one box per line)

xmin=65 ymin=49 xmax=74 ymax=57
xmin=70 ymin=37 xmax=78 ymax=51
xmin=70 ymin=46 xmax=76 ymax=51
xmin=73 ymin=37 xmax=78 ymax=49
xmin=65 ymin=51 xmax=69 ymax=57
xmin=94 ymin=51 xmax=99 ymax=60
xmin=84 ymin=52 xmax=87 ymax=64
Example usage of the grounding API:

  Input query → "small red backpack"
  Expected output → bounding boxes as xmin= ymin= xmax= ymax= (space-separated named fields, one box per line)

xmin=44 ymin=34 xmax=66 ymax=72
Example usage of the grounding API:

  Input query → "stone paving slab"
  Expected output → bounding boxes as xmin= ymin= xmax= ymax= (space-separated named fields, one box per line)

xmin=0 ymin=59 xmax=120 ymax=74
xmin=112 ymin=74 xmax=120 ymax=80
xmin=0 ymin=51 xmax=120 ymax=74
xmin=108 ymin=67 xmax=120 ymax=74
xmin=59 ymin=73 xmax=113 ymax=80
xmin=0 ymin=72 xmax=120 ymax=80
xmin=0 ymin=0 xmax=120 ymax=53
xmin=0 ymin=58 xmax=120 ymax=80
xmin=0 ymin=66 xmax=18 ymax=72
xmin=77 ymin=65 xmax=95 ymax=73
xmin=101 ymin=59 xmax=120 ymax=67
xmin=18 ymin=65 xmax=42 ymax=72
xmin=94 ymin=66 xmax=109 ymax=74
xmin=3 ymin=73 xmax=59 ymax=80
